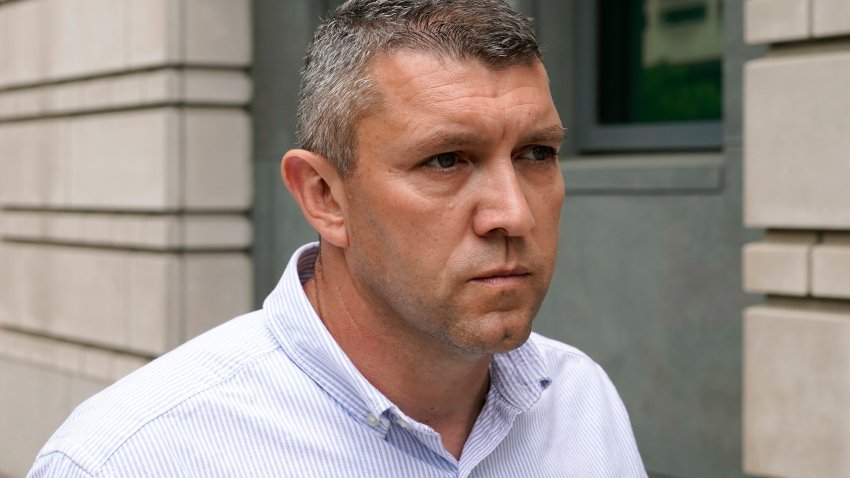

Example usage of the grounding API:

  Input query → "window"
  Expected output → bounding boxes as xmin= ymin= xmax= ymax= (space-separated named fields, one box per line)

xmin=576 ymin=0 xmax=724 ymax=152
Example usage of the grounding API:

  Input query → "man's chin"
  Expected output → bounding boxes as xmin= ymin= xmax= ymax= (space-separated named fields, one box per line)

xmin=451 ymin=314 xmax=534 ymax=356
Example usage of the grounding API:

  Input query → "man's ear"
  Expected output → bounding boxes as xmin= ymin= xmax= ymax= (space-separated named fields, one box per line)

xmin=281 ymin=149 xmax=349 ymax=248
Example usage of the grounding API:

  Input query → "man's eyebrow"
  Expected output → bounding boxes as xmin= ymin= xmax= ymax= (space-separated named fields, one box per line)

xmin=412 ymin=129 xmax=483 ymax=152
xmin=522 ymin=125 xmax=566 ymax=145
xmin=410 ymin=125 xmax=566 ymax=153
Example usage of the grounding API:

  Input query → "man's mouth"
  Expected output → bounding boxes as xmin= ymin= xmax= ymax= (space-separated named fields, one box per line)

xmin=471 ymin=267 xmax=531 ymax=286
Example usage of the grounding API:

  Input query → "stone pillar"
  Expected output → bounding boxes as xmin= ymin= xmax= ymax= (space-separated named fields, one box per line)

xmin=743 ymin=1 xmax=850 ymax=477
xmin=0 ymin=0 xmax=252 ymax=476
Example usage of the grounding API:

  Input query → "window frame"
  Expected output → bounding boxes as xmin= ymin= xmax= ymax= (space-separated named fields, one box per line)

xmin=574 ymin=0 xmax=723 ymax=153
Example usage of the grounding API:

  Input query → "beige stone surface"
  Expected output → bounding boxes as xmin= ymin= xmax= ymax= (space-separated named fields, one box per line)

xmin=111 ymin=353 xmax=149 ymax=381
xmin=183 ymin=253 xmax=253 ymax=341
xmin=182 ymin=215 xmax=253 ymax=249
xmin=0 ymin=350 xmax=111 ymax=477
xmin=0 ymin=0 xmax=249 ymax=88
xmin=811 ymin=234 xmax=850 ymax=299
xmin=0 ymin=5 xmax=8 ymax=87
xmin=127 ymin=0 xmax=175 ymax=67
xmin=745 ymin=0 xmax=809 ymax=44
xmin=67 ymin=109 xmax=180 ymax=210
xmin=1 ymin=108 xmax=252 ymax=211
xmin=744 ymin=301 xmax=850 ymax=477
xmin=0 ymin=70 xmax=251 ymax=121
xmin=5 ymin=0 xmax=48 ymax=85
xmin=126 ymin=253 xmax=180 ymax=355
xmin=50 ymin=247 xmax=127 ymax=346
xmin=745 ymin=50 xmax=850 ymax=229
xmin=183 ymin=109 xmax=252 ymax=210
xmin=2 ymin=211 xmax=251 ymax=250
xmin=0 ymin=119 xmax=66 ymax=207
xmin=813 ymin=0 xmax=850 ymax=37
xmin=183 ymin=70 xmax=253 ymax=104
xmin=0 ymin=243 xmax=252 ymax=355
xmin=743 ymin=232 xmax=817 ymax=296
xmin=183 ymin=0 xmax=251 ymax=66
xmin=0 ymin=357 xmax=80 ymax=478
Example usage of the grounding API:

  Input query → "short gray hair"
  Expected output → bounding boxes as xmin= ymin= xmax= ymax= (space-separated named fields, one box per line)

xmin=296 ymin=0 xmax=542 ymax=176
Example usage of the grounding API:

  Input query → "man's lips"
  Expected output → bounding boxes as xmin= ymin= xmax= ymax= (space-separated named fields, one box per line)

xmin=470 ymin=267 xmax=531 ymax=285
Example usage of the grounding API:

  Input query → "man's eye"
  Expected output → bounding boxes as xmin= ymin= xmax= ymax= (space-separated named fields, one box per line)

xmin=527 ymin=145 xmax=557 ymax=161
xmin=425 ymin=152 xmax=459 ymax=169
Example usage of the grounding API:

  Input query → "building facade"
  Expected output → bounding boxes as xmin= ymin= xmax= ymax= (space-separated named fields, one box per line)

xmin=0 ymin=1 xmax=847 ymax=477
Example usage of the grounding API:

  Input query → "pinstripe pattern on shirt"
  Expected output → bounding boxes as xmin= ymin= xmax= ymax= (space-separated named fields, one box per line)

xmin=29 ymin=243 xmax=646 ymax=477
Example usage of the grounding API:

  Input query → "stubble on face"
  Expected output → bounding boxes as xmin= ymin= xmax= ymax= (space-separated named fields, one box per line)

xmin=338 ymin=51 xmax=565 ymax=359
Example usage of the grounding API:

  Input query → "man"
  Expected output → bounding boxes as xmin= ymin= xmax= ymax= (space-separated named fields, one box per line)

xmin=30 ymin=1 xmax=645 ymax=476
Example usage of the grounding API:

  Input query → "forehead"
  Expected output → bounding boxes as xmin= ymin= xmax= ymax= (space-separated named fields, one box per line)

xmin=368 ymin=50 xmax=553 ymax=110
xmin=357 ymin=51 xmax=560 ymax=149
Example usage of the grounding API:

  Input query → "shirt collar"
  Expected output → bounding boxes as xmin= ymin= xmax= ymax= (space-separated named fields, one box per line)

xmin=264 ymin=243 xmax=552 ymax=432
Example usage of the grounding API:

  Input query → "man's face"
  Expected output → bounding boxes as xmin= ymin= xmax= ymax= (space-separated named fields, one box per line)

xmin=340 ymin=51 xmax=564 ymax=357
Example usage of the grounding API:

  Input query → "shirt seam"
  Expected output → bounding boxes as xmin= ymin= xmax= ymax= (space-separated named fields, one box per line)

xmin=36 ymin=450 xmax=99 ymax=477
xmin=84 ymin=344 xmax=282 ymax=475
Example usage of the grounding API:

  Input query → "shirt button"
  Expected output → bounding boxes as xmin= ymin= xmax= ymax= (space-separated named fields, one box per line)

xmin=397 ymin=419 xmax=412 ymax=429
xmin=366 ymin=413 xmax=381 ymax=427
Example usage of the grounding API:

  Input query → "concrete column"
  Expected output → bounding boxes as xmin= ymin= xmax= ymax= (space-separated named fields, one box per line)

xmin=743 ymin=1 xmax=850 ymax=476
xmin=0 ymin=0 xmax=252 ymax=476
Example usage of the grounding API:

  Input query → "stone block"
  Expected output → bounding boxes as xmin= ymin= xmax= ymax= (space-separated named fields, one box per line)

xmin=112 ymin=214 xmax=147 ymax=246
xmin=0 ymin=357 xmax=76 ymax=478
xmin=142 ymin=70 xmax=179 ymax=104
xmin=813 ymin=0 xmax=850 ymax=37
xmin=0 ymin=119 xmax=65 ymax=207
xmin=48 ymin=0 xmax=86 ymax=79
xmin=183 ymin=253 xmax=252 ymax=341
xmin=46 ymin=212 xmax=82 ymax=241
xmin=183 ymin=215 xmax=252 ymax=249
xmin=183 ymin=0 xmax=251 ymax=66
xmin=127 ymin=253 xmax=180 ymax=355
xmin=138 ymin=215 xmax=181 ymax=249
xmin=745 ymin=0 xmax=809 ymax=44
xmin=743 ymin=232 xmax=816 ymax=296
xmin=79 ymin=213 xmax=114 ymax=245
xmin=183 ymin=109 xmax=251 ymax=210
xmin=111 ymin=353 xmax=149 ymax=381
xmin=5 ymin=0 xmax=48 ymax=85
xmin=0 ymin=6 xmax=9 ymax=87
xmin=1 ymin=210 xmax=45 ymax=239
xmin=82 ymin=77 xmax=113 ymax=111
xmin=811 ymin=234 xmax=850 ymax=299
xmin=183 ymin=70 xmax=253 ymax=104
xmin=744 ymin=301 xmax=850 ymax=477
xmin=50 ymin=248 xmax=127 ymax=347
xmin=7 ymin=245 xmax=54 ymax=332
xmin=745 ymin=51 xmax=850 ymax=229
xmin=127 ymin=0 xmax=176 ymax=68
xmin=81 ymin=346 xmax=115 ymax=382
xmin=67 ymin=109 xmax=180 ymax=210
xmin=46 ymin=82 xmax=82 ymax=114
xmin=76 ymin=0 xmax=126 ymax=76
xmin=0 ymin=243 xmax=11 ymax=326
xmin=112 ymin=72 xmax=149 ymax=108
xmin=51 ymin=340 xmax=85 ymax=375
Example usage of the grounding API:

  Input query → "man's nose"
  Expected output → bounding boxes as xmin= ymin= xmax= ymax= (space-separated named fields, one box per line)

xmin=471 ymin=160 xmax=536 ymax=238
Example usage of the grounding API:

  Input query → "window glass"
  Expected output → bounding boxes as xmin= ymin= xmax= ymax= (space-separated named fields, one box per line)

xmin=597 ymin=0 xmax=723 ymax=125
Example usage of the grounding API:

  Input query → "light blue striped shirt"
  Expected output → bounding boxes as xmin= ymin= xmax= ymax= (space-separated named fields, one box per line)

xmin=29 ymin=243 xmax=646 ymax=477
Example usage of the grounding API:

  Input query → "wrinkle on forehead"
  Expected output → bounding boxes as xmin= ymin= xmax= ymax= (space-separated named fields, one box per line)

xmin=369 ymin=50 xmax=550 ymax=107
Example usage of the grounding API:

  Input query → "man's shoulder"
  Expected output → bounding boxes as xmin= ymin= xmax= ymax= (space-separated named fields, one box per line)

xmin=32 ymin=309 xmax=279 ymax=476
xmin=526 ymin=331 xmax=619 ymax=401
xmin=527 ymin=331 xmax=598 ymax=369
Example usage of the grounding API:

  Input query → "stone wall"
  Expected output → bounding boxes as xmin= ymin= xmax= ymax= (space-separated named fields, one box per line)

xmin=0 ymin=0 xmax=253 ymax=476
xmin=743 ymin=1 xmax=850 ymax=476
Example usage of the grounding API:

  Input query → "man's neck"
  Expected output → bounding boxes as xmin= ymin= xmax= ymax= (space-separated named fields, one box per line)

xmin=304 ymin=247 xmax=491 ymax=460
